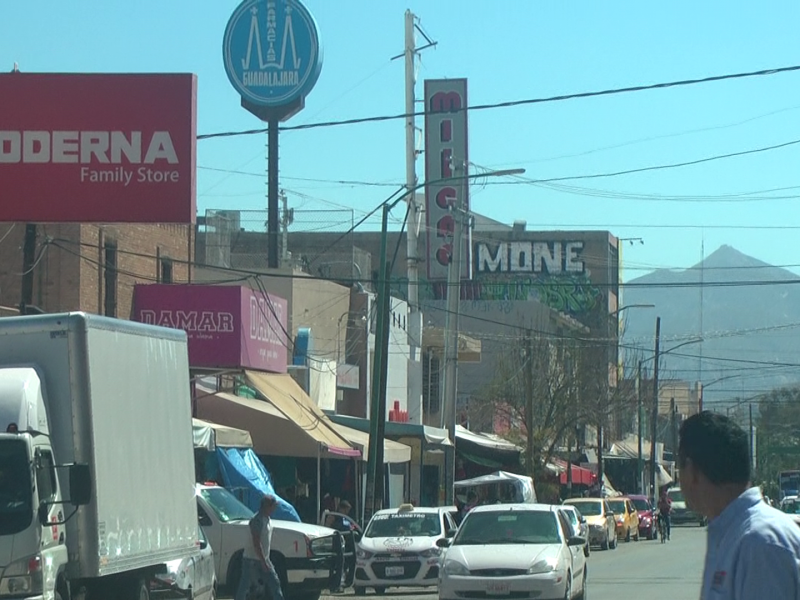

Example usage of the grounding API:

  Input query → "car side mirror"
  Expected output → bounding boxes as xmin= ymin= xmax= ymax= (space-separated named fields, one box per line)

xmin=69 ymin=464 xmax=92 ymax=506
xmin=436 ymin=537 xmax=452 ymax=548
xmin=199 ymin=539 xmax=208 ymax=550
xmin=579 ymin=516 xmax=586 ymax=524
xmin=567 ymin=536 xmax=586 ymax=547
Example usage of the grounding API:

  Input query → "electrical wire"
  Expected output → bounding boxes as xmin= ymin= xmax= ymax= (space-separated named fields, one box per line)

xmin=198 ymin=64 xmax=800 ymax=139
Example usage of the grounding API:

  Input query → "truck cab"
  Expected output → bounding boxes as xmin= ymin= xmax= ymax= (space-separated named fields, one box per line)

xmin=0 ymin=368 xmax=75 ymax=600
xmin=196 ymin=484 xmax=349 ymax=600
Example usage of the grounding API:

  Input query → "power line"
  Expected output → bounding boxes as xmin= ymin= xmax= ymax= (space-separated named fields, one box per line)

xmin=198 ymin=64 xmax=800 ymax=139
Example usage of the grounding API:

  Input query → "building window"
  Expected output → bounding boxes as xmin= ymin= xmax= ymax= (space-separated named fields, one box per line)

xmin=160 ymin=258 xmax=173 ymax=284
xmin=103 ymin=240 xmax=118 ymax=317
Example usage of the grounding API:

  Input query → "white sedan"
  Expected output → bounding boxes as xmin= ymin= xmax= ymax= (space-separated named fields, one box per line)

xmin=438 ymin=504 xmax=587 ymax=600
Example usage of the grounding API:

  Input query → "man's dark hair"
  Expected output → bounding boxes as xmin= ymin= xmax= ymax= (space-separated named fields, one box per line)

xmin=678 ymin=411 xmax=750 ymax=485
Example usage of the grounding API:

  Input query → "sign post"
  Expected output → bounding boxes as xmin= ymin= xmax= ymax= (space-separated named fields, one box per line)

xmin=223 ymin=0 xmax=322 ymax=268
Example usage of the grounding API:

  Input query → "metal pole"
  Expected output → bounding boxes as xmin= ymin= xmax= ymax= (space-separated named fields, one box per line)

xmin=670 ymin=398 xmax=677 ymax=478
xmin=268 ymin=120 xmax=280 ymax=269
xmin=316 ymin=444 xmax=322 ymax=525
xmin=19 ymin=224 xmax=37 ymax=314
xmin=649 ymin=317 xmax=661 ymax=502
xmin=637 ymin=360 xmax=643 ymax=494
xmin=749 ymin=403 xmax=754 ymax=474
xmin=375 ymin=263 xmax=391 ymax=508
xmin=442 ymin=170 xmax=466 ymax=505
xmin=404 ymin=10 xmax=421 ymax=364
xmin=365 ymin=205 xmax=390 ymax=520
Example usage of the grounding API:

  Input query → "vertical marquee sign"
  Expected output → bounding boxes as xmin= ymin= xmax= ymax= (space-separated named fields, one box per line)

xmin=424 ymin=78 xmax=470 ymax=281
xmin=222 ymin=0 xmax=322 ymax=268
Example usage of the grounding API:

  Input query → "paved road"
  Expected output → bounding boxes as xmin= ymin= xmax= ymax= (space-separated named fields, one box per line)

xmin=221 ymin=524 xmax=706 ymax=600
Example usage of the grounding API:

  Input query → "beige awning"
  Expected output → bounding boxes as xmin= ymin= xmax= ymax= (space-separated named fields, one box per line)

xmin=332 ymin=422 xmax=411 ymax=464
xmin=196 ymin=390 xmax=358 ymax=459
xmin=246 ymin=371 xmax=361 ymax=458
xmin=422 ymin=327 xmax=481 ymax=362
xmin=192 ymin=416 xmax=252 ymax=450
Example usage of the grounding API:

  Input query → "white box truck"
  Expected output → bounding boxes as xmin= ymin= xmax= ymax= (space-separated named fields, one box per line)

xmin=0 ymin=313 xmax=198 ymax=600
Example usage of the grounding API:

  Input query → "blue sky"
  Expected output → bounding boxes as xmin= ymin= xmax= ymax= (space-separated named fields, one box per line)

xmin=3 ymin=0 xmax=800 ymax=279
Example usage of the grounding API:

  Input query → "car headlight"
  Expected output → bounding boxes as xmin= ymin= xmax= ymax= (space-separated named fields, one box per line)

xmin=0 ymin=555 xmax=43 ymax=595
xmin=310 ymin=536 xmax=334 ymax=555
xmin=527 ymin=557 xmax=559 ymax=575
xmin=356 ymin=548 xmax=373 ymax=560
xmin=419 ymin=547 xmax=442 ymax=558
xmin=443 ymin=560 xmax=470 ymax=576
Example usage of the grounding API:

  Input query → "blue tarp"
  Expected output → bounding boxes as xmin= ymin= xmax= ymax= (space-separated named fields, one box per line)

xmin=215 ymin=447 xmax=300 ymax=522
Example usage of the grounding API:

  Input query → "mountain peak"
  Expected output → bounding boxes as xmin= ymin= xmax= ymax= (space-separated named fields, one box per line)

xmin=694 ymin=245 xmax=769 ymax=270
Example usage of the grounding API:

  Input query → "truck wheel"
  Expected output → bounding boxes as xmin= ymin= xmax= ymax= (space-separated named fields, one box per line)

xmin=123 ymin=578 xmax=150 ymax=600
xmin=354 ymin=586 xmax=366 ymax=596
xmin=374 ymin=587 xmax=387 ymax=595
xmin=226 ymin=551 xmax=243 ymax=595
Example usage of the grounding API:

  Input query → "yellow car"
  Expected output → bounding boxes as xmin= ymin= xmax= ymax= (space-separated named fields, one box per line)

xmin=606 ymin=497 xmax=640 ymax=542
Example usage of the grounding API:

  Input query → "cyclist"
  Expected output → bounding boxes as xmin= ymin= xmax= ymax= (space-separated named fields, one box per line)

xmin=657 ymin=489 xmax=672 ymax=541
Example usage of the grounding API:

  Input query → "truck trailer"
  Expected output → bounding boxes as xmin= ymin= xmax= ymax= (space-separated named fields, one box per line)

xmin=0 ymin=313 xmax=197 ymax=600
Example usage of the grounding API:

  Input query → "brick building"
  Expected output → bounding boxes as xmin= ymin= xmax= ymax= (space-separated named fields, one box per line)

xmin=0 ymin=223 xmax=193 ymax=317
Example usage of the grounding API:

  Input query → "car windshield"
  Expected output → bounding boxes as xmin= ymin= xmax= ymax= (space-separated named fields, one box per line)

xmin=782 ymin=502 xmax=800 ymax=515
xmin=631 ymin=498 xmax=651 ymax=511
xmin=455 ymin=510 xmax=561 ymax=545
xmin=566 ymin=501 xmax=601 ymax=516
xmin=668 ymin=489 xmax=685 ymax=503
xmin=607 ymin=500 xmax=626 ymax=514
xmin=199 ymin=487 xmax=254 ymax=523
xmin=365 ymin=512 xmax=441 ymax=538
xmin=0 ymin=439 xmax=34 ymax=536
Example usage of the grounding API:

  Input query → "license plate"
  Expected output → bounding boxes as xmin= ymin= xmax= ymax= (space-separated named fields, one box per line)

xmin=486 ymin=582 xmax=510 ymax=596
xmin=385 ymin=566 xmax=405 ymax=577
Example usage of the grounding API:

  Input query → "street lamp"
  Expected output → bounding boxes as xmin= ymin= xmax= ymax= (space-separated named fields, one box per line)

xmin=365 ymin=167 xmax=525 ymax=519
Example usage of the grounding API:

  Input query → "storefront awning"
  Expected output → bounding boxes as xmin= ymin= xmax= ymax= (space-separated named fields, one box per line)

xmin=333 ymin=423 xmax=412 ymax=464
xmin=329 ymin=414 xmax=453 ymax=448
xmin=245 ymin=371 xmax=361 ymax=458
xmin=196 ymin=390 xmax=359 ymax=459
xmin=192 ymin=417 xmax=253 ymax=450
xmin=456 ymin=425 xmax=521 ymax=452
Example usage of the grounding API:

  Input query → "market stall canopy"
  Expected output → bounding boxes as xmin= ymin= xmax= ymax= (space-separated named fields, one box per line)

xmin=196 ymin=390 xmax=359 ymax=459
xmin=333 ymin=422 xmax=411 ymax=464
xmin=547 ymin=458 xmax=596 ymax=486
xmin=246 ymin=371 xmax=361 ymax=458
xmin=329 ymin=414 xmax=453 ymax=448
xmin=454 ymin=470 xmax=537 ymax=503
xmin=456 ymin=425 xmax=521 ymax=452
xmin=192 ymin=417 xmax=252 ymax=451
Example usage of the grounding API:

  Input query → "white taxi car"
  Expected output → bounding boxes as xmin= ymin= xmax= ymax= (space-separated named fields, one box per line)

xmin=438 ymin=504 xmax=587 ymax=600
xmin=355 ymin=504 xmax=458 ymax=594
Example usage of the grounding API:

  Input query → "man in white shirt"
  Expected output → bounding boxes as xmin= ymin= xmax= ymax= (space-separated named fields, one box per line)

xmin=236 ymin=495 xmax=286 ymax=600
xmin=678 ymin=411 xmax=800 ymax=599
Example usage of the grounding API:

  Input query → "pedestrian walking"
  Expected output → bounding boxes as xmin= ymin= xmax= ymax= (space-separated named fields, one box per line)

xmin=678 ymin=411 xmax=800 ymax=599
xmin=235 ymin=495 xmax=286 ymax=600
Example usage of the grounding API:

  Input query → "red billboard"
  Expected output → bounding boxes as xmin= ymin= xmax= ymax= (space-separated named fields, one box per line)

xmin=133 ymin=284 xmax=288 ymax=373
xmin=0 ymin=73 xmax=197 ymax=223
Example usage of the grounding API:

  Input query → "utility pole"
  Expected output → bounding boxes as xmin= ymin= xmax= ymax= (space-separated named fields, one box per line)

xmin=280 ymin=190 xmax=293 ymax=268
xmin=670 ymin=397 xmax=677 ymax=479
xmin=441 ymin=161 xmax=468 ymax=505
xmin=637 ymin=360 xmax=643 ymax=494
xmin=400 ymin=10 xmax=436 ymax=423
xmin=649 ymin=317 xmax=661 ymax=502
xmin=523 ymin=330 xmax=534 ymax=483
